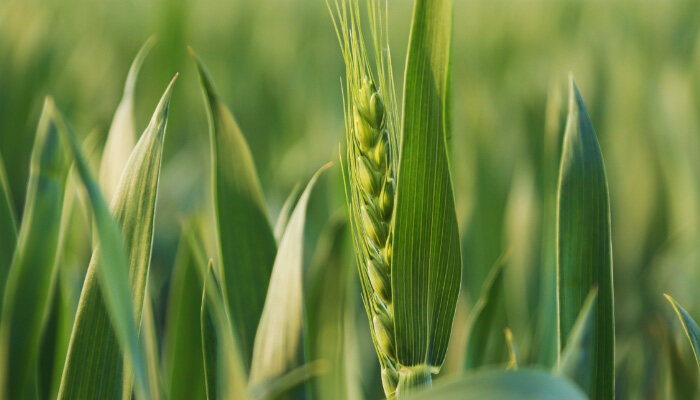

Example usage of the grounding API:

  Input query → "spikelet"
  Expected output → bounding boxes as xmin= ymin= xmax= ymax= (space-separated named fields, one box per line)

xmin=328 ymin=0 xmax=401 ymax=395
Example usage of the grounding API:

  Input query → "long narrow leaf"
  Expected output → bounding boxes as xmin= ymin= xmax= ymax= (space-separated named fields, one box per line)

xmin=392 ymin=0 xmax=461 ymax=380
xmin=0 ymin=98 xmax=69 ymax=399
xmin=0 ymin=150 xmax=17 ymax=293
xmin=557 ymin=288 xmax=598 ymax=392
xmin=99 ymin=36 xmax=156 ymax=200
xmin=163 ymin=227 xmax=207 ymax=400
xmin=248 ymin=164 xmax=331 ymax=390
xmin=463 ymin=261 xmax=507 ymax=371
xmin=556 ymin=77 xmax=614 ymax=399
xmin=57 ymin=75 xmax=176 ymax=399
xmin=54 ymin=108 xmax=150 ymax=400
xmin=191 ymin=48 xmax=277 ymax=372
xmin=664 ymin=294 xmax=700 ymax=367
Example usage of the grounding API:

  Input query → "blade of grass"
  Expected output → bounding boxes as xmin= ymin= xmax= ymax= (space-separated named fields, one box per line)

xmin=57 ymin=75 xmax=177 ymax=400
xmin=190 ymin=48 xmax=277 ymax=372
xmin=392 ymin=0 xmax=461 ymax=390
xmin=403 ymin=370 xmax=587 ymax=400
xmin=248 ymin=164 xmax=331 ymax=391
xmin=274 ymin=183 xmax=301 ymax=243
xmin=0 ymin=150 xmax=17 ymax=293
xmin=664 ymin=294 xmax=700 ymax=367
xmin=163 ymin=226 xmax=207 ymax=400
xmin=557 ymin=288 xmax=598 ymax=392
xmin=0 ymin=98 xmax=70 ymax=400
xmin=99 ymin=36 xmax=156 ymax=200
xmin=556 ymin=76 xmax=614 ymax=399
xmin=504 ymin=329 xmax=519 ymax=371
xmin=463 ymin=260 xmax=507 ymax=371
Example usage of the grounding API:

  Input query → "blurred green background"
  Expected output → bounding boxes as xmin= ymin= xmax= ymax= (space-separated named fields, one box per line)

xmin=1 ymin=0 xmax=699 ymax=398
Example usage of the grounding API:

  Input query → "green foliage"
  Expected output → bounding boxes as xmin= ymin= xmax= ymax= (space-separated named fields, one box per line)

xmin=191 ymin=49 xmax=278 ymax=372
xmin=392 ymin=0 xmax=461 ymax=383
xmin=0 ymin=98 xmax=69 ymax=399
xmin=57 ymin=75 xmax=176 ymax=399
xmin=664 ymin=295 xmax=700 ymax=368
xmin=556 ymin=77 xmax=614 ymax=399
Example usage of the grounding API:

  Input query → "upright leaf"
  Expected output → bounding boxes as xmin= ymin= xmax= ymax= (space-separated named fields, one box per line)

xmin=0 ymin=150 xmax=17 ymax=292
xmin=664 ymin=294 xmax=700 ymax=367
xmin=463 ymin=261 xmax=507 ymax=371
xmin=556 ymin=77 xmax=614 ymax=399
xmin=191 ymin=49 xmax=277 ymax=371
xmin=557 ymin=288 xmax=598 ymax=392
xmin=0 ymin=98 xmax=69 ymax=400
xmin=163 ymin=228 xmax=207 ymax=400
xmin=274 ymin=183 xmax=301 ymax=243
xmin=99 ymin=36 xmax=156 ymax=200
xmin=248 ymin=164 xmax=330 ymax=390
xmin=404 ymin=370 xmax=587 ymax=400
xmin=58 ymin=75 xmax=176 ymax=400
xmin=53 ymin=107 xmax=151 ymax=400
xmin=392 ymin=0 xmax=461 ymax=387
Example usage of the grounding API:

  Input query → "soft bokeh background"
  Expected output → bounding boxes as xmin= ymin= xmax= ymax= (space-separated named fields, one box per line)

xmin=1 ymin=0 xmax=699 ymax=398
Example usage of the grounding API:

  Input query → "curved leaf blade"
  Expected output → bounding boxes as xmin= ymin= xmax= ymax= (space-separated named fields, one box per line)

xmin=57 ymin=75 xmax=176 ymax=400
xmin=393 ymin=0 xmax=461 ymax=371
xmin=0 ymin=98 xmax=69 ymax=399
xmin=191 ymin=49 xmax=277 ymax=372
xmin=664 ymin=294 xmax=700 ymax=367
xmin=556 ymin=77 xmax=614 ymax=399
xmin=248 ymin=164 xmax=330 ymax=389
xmin=405 ymin=369 xmax=587 ymax=400
xmin=0 ymin=150 xmax=17 ymax=292
xmin=99 ymin=36 xmax=156 ymax=200
xmin=463 ymin=261 xmax=506 ymax=371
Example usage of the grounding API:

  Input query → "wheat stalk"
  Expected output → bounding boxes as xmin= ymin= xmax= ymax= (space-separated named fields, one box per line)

xmin=328 ymin=0 xmax=401 ymax=396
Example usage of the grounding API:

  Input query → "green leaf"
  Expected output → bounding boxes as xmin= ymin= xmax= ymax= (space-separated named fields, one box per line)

xmin=250 ymin=361 xmax=328 ymax=400
xmin=142 ymin=288 xmax=163 ymax=400
xmin=191 ymin=48 xmax=278 ymax=372
xmin=99 ymin=36 xmax=156 ymax=200
xmin=163 ymin=227 xmax=207 ymax=400
xmin=556 ymin=77 xmax=614 ymax=399
xmin=201 ymin=262 xmax=220 ymax=400
xmin=664 ymin=317 xmax=698 ymax=399
xmin=196 ymin=257 xmax=248 ymax=400
xmin=557 ymin=288 xmax=598 ymax=392
xmin=463 ymin=261 xmax=507 ymax=371
xmin=248 ymin=164 xmax=331 ymax=390
xmin=0 ymin=150 xmax=17 ymax=293
xmin=404 ymin=370 xmax=587 ymax=400
xmin=0 ymin=98 xmax=69 ymax=399
xmin=274 ymin=183 xmax=301 ymax=243
xmin=57 ymin=75 xmax=176 ymax=400
xmin=664 ymin=294 xmax=700 ymax=367
xmin=392 ymin=0 xmax=461 ymax=375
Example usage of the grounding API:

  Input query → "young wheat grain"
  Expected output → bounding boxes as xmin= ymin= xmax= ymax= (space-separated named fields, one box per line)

xmin=329 ymin=0 xmax=401 ymax=395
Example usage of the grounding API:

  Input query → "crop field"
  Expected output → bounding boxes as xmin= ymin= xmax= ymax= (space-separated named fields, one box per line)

xmin=0 ymin=0 xmax=699 ymax=399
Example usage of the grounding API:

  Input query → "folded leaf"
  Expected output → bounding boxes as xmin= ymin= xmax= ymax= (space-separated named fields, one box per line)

xmin=556 ymin=77 xmax=614 ymax=399
xmin=393 ymin=0 xmax=461 ymax=380
xmin=664 ymin=294 xmax=700 ymax=367
xmin=0 ymin=98 xmax=69 ymax=399
xmin=274 ymin=183 xmax=301 ymax=243
xmin=57 ymin=75 xmax=176 ymax=400
xmin=99 ymin=36 xmax=156 ymax=200
xmin=249 ymin=164 xmax=330 ymax=390
xmin=191 ymin=48 xmax=277 ymax=372
xmin=404 ymin=369 xmax=587 ymax=400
